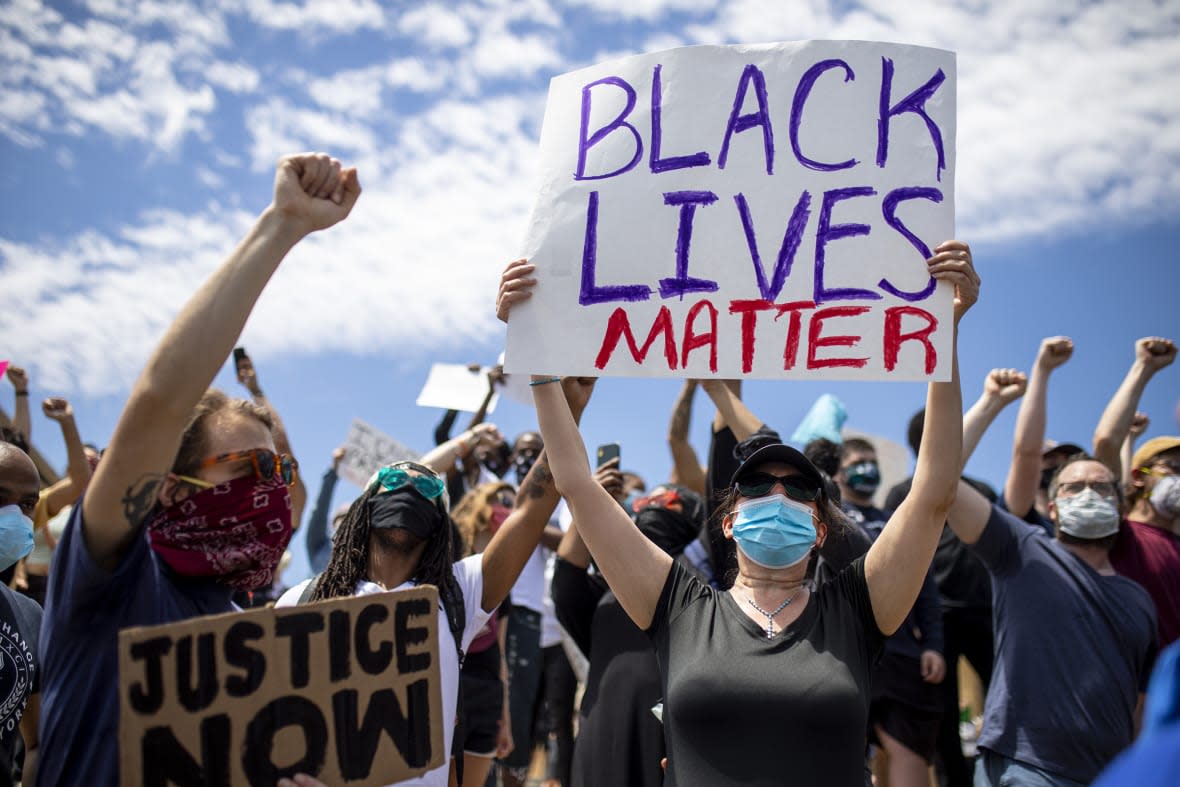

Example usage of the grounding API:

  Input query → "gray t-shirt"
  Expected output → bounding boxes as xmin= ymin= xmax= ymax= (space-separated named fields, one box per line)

xmin=972 ymin=505 xmax=1157 ymax=783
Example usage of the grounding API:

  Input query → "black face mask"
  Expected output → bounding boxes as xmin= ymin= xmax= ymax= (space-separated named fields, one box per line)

xmin=636 ymin=508 xmax=700 ymax=558
xmin=368 ymin=488 xmax=443 ymax=541
xmin=513 ymin=453 xmax=537 ymax=483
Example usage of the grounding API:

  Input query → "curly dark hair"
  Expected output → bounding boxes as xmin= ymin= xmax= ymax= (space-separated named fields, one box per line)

xmin=311 ymin=470 xmax=466 ymax=665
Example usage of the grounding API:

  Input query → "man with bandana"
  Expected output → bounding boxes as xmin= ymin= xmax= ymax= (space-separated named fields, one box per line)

xmin=837 ymin=438 xmax=945 ymax=787
xmin=945 ymin=456 xmax=1158 ymax=787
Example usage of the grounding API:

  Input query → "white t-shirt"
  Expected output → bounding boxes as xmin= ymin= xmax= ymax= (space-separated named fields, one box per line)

xmin=276 ymin=554 xmax=491 ymax=787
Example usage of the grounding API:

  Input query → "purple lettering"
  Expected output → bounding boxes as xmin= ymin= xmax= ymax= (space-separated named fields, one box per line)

xmin=814 ymin=187 xmax=881 ymax=304
xmin=879 ymin=187 xmax=941 ymax=302
xmin=649 ymin=65 xmax=711 ymax=174
xmin=734 ymin=190 xmax=812 ymax=302
xmin=575 ymin=76 xmax=643 ymax=181
xmin=718 ymin=64 xmax=775 ymax=175
xmin=876 ymin=58 xmax=947 ymax=181
xmin=790 ymin=59 xmax=858 ymax=172
xmin=579 ymin=191 xmax=652 ymax=305
xmin=659 ymin=191 xmax=720 ymax=300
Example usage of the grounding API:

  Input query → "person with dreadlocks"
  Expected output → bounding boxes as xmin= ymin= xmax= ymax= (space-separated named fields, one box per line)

xmin=277 ymin=378 xmax=598 ymax=787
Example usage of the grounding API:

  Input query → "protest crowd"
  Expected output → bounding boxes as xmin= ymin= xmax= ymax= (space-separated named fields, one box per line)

xmin=1 ymin=49 xmax=1179 ymax=787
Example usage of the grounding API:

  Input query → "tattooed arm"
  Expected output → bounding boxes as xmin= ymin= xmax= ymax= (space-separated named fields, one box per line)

xmin=81 ymin=154 xmax=361 ymax=570
xmin=479 ymin=377 xmax=595 ymax=613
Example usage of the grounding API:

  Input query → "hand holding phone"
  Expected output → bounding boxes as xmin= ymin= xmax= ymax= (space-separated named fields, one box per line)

xmin=596 ymin=442 xmax=620 ymax=468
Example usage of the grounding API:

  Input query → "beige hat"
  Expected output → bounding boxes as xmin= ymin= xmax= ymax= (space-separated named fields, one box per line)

xmin=1131 ymin=436 xmax=1180 ymax=472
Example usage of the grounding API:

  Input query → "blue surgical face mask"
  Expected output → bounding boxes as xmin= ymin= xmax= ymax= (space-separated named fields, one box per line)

xmin=731 ymin=494 xmax=817 ymax=569
xmin=0 ymin=504 xmax=35 ymax=572
xmin=1054 ymin=488 xmax=1120 ymax=539
xmin=845 ymin=461 xmax=881 ymax=496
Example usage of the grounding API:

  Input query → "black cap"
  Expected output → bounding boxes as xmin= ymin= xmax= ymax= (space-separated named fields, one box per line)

xmin=731 ymin=442 xmax=826 ymax=495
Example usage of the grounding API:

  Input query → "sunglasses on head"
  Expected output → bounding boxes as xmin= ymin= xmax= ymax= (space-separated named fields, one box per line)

xmin=179 ymin=448 xmax=298 ymax=489
xmin=375 ymin=464 xmax=447 ymax=502
xmin=734 ymin=471 xmax=821 ymax=503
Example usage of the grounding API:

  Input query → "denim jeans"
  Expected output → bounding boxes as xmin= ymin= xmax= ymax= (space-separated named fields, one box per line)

xmin=974 ymin=749 xmax=1087 ymax=787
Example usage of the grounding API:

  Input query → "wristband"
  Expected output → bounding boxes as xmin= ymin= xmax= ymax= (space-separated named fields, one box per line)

xmin=14 ymin=391 xmax=28 ymax=397
xmin=529 ymin=376 xmax=561 ymax=387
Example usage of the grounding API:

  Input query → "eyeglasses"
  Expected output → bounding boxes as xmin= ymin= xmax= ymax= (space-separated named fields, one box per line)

xmin=734 ymin=471 xmax=821 ymax=502
xmin=204 ymin=449 xmax=298 ymax=485
xmin=375 ymin=465 xmax=447 ymax=501
xmin=1056 ymin=480 xmax=1118 ymax=498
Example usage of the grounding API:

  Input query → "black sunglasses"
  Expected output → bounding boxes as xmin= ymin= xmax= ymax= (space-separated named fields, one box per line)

xmin=735 ymin=471 xmax=821 ymax=502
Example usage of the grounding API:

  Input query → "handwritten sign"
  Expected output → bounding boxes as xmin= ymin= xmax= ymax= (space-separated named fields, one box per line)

xmin=506 ymin=41 xmax=957 ymax=381
xmin=119 ymin=587 xmax=443 ymax=786
xmin=339 ymin=419 xmax=419 ymax=488
xmin=415 ymin=363 xmax=500 ymax=414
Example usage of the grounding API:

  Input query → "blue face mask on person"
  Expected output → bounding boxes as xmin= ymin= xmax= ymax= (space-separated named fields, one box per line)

xmin=0 ymin=504 xmax=35 ymax=572
xmin=731 ymin=494 xmax=817 ymax=569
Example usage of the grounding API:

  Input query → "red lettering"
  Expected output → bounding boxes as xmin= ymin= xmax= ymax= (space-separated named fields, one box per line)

xmin=594 ymin=306 xmax=678 ymax=370
xmin=807 ymin=306 xmax=870 ymax=369
xmin=682 ymin=300 xmax=719 ymax=372
xmin=728 ymin=299 xmax=773 ymax=373
xmin=883 ymin=306 xmax=938 ymax=373
xmin=774 ymin=300 xmax=816 ymax=370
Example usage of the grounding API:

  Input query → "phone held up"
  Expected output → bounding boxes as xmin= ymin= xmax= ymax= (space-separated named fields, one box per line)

xmin=596 ymin=442 xmax=621 ymax=468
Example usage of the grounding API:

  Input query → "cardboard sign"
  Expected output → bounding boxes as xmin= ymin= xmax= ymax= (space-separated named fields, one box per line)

xmin=415 ymin=363 xmax=500 ymax=414
xmin=119 ymin=587 xmax=444 ymax=786
xmin=507 ymin=41 xmax=957 ymax=381
xmin=338 ymin=418 xmax=420 ymax=488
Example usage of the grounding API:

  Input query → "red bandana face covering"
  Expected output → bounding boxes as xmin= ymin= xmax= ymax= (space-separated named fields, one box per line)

xmin=146 ymin=473 xmax=293 ymax=590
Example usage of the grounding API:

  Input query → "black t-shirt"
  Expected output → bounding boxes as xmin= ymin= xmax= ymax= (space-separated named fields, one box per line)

xmin=647 ymin=557 xmax=883 ymax=787
xmin=885 ymin=476 xmax=997 ymax=609
xmin=0 ymin=584 xmax=40 ymax=786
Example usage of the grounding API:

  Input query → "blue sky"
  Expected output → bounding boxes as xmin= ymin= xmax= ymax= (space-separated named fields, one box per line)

xmin=3 ymin=0 xmax=1178 ymax=586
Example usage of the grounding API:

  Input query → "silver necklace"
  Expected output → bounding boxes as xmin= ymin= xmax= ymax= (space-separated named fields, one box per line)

xmin=747 ymin=587 xmax=804 ymax=638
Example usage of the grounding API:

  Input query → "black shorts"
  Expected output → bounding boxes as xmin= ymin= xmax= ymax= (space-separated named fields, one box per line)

xmin=869 ymin=652 xmax=943 ymax=761
xmin=460 ymin=643 xmax=503 ymax=756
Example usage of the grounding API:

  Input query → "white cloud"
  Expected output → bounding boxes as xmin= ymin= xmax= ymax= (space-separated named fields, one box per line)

xmin=206 ymin=61 xmax=261 ymax=93
xmin=236 ymin=0 xmax=386 ymax=34
xmin=397 ymin=5 xmax=472 ymax=47
xmin=566 ymin=0 xmax=716 ymax=22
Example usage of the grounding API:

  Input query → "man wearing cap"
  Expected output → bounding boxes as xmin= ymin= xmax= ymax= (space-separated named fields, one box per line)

xmin=1112 ymin=435 xmax=1180 ymax=647
xmin=945 ymin=455 xmax=1157 ymax=786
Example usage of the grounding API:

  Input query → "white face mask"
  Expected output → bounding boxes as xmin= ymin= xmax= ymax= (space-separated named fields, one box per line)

xmin=1149 ymin=474 xmax=1180 ymax=519
xmin=1054 ymin=487 xmax=1120 ymax=539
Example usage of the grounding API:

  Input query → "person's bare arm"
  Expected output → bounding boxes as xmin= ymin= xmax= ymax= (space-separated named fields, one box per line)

xmin=480 ymin=379 xmax=595 ymax=612
xmin=1121 ymin=413 xmax=1150 ymax=485
xmin=699 ymin=378 xmax=762 ymax=442
xmin=6 ymin=366 xmax=31 ymax=444
xmin=962 ymin=368 xmax=1026 ymax=469
xmin=1093 ymin=337 xmax=1176 ymax=478
xmin=419 ymin=422 xmax=503 ymax=475
xmin=556 ymin=459 xmax=624 ymax=569
xmin=866 ymin=241 xmax=977 ymax=635
xmin=667 ymin=380 xmax=706 ymax=495
xmin=82 ymin=154 xmax=360 ymax=570
xmin=1004 ymin=337 xmax=1073 ymax=518
xmin=41 ymin=397 xmax=92 ymax=516
xmin=236 ymin=352 xmax=308 ymax=528
xmin=19 ymin=692 xmax=38 ymax=785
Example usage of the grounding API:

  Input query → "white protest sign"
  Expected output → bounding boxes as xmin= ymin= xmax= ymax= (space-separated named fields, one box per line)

xmin=415 ymin=364 xmax=500 ymax=414
xmin=506 ymin=41 xmax=956 ymax=381
xmin=339 ymin=419 xmax=419 ymax=488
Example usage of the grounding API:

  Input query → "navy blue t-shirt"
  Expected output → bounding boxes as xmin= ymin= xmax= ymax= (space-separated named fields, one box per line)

xmin=36 ymin=500 xmax=235 ymax=787
xmin=972 ymin=505 xmax=1157 ymax=784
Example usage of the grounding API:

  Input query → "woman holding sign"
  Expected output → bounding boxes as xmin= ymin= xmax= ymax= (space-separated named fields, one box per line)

xmin=499 ymin=242 xmax=978 ymax=786
xmin=36 ymin=153 xmax=360 ymax=787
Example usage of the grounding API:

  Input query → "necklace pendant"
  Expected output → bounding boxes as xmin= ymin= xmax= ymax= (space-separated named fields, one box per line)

xmin=765 ymin=622 xmax=774 ymax=638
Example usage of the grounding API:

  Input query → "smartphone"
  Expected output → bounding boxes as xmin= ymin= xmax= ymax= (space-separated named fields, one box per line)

xmin=596 ymin=442 xmax=621 ymax=468
xmin=233 ymin=346 xmax=248 ymax=372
